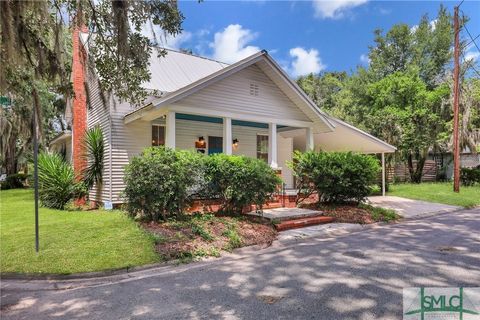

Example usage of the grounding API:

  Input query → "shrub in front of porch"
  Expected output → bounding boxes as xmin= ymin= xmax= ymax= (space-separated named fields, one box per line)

xmin=124 ymin=147 xmax=204 ymax=221
xmin=203 ymin=154 xmax=281 ymax=214
xmin=290 ymin=151 xmax=380 ymax=203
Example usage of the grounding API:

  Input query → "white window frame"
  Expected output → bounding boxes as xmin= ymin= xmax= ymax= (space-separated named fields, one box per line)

xmin=151 ymin=124 xmax=166 ymax=147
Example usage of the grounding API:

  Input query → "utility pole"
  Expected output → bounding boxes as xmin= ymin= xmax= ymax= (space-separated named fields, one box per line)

xmin=453 ymin=5 xmax=460 ymax=193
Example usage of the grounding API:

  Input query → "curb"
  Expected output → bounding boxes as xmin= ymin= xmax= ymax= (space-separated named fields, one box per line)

xmin=0 ymin=262 xmax=170 ymax=281
xmin=0 ymin=243 xmax=270 ymax=282
xmin=396 ymin=207 xmax=465 ymax=221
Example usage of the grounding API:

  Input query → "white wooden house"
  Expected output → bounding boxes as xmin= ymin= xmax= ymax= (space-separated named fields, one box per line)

xmin=51 ymin=29 xmax=396 ymax=205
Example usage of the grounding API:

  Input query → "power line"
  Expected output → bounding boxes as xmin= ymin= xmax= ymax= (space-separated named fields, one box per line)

xmin=463 ymin=24 xmax=480 ymax=54
xmin=461 ymin=51 xmax=480 ymax=78
xmin=465 ymin=33 xmax=480 ymax=48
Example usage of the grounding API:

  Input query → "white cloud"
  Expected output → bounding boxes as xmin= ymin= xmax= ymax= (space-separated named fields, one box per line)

xmin=411 ymin=19 xmax=438 ymax=34
xmin=378 ymin=7 xmax=391 ymax=15
xmin=162 ymin=31 xmax=192 ymax=50
xmin=312 ymin=0 xmax=368 ymax=19
xmin=360 ymin=53 xmax=370 ymax=65
xmin=288 ymin=47 xmax=326 ymax=77
xmin=210 ymin=24 xmax=260 ymax=64
xmin=465 ymin=51 xmax=480 ymax=62
xmin=192 ymin=29 xmax=211 ymax=55
xmin=141 ymin=22 xmax=192 ymax=50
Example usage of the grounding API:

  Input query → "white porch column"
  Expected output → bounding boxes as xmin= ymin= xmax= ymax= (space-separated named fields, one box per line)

xmin=268 ymin=123 xmax=278 ymax=168
xmin=165 ymin=111 xmax=176 ymax=148
xmin=381 ymin=152 xmax=386 ymax=196
xmin=223 ymin=117 xmax=232 ymax=155
xmin=306 ymin=127 xmax=314 ymax=151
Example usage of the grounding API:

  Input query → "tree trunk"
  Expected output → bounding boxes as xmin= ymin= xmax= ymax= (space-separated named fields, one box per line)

xmin=4 ymin=134 xmax=18 ymax=175
xmin=407 ymin=152 xmax=426 ymax=183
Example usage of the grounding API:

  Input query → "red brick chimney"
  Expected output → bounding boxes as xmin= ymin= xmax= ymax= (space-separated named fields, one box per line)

xmin=72 ymin=20 xmax=88 ymax=205
xmin=72 ymin=21 xmax=88 ymax=183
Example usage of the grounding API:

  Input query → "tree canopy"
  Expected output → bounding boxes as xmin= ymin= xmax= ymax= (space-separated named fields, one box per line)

xmin=297 ymin=5 xmax=480 ymax=183
xmin=0 ymin=0 xmax=184 ymax=174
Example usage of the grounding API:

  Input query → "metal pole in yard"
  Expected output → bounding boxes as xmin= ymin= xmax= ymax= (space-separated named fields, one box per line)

xmin=33 ymin=90 xmax=40 ymax=252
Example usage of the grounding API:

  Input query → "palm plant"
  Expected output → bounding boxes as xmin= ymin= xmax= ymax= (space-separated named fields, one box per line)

xmin=38 ymin=153 xmax=85 ymax=209
xmin=82 ymin=126 xmax=104 ymax=191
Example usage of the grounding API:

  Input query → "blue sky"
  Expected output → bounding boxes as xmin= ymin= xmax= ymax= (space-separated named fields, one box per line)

xmin=161 ymin=0 xmax=480 ymax=77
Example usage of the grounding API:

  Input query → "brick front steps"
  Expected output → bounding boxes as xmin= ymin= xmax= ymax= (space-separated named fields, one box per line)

xmin=247 ymin=207 xmax=335 ymax=232
xmin=275 ymin=216 xmax=334 ymax=231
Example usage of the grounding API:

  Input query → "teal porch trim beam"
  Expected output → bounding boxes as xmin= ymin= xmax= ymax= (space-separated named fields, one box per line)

xmin=174 ymin=113 xmax=287 ymax=129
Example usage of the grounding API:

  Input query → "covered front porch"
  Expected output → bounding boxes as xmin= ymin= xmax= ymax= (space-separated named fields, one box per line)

xmin=138 ymin=109 xmax=318 ymax=189
xmin=126 ymin=107 xmax=395 ymax=195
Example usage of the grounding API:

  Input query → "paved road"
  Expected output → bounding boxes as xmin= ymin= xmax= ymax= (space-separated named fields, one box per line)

xmin=2 ymin=208 xmax=480 ymax=320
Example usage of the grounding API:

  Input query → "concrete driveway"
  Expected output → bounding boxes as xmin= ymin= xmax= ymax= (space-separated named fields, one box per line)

xmin=368 ymin=196 xmax=463 ymax=219
xmin=2 ymin=208 xmax=479 ymax=320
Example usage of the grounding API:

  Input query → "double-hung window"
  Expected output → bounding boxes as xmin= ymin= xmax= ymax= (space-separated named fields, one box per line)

xmin=256 ymin=134 xmax=268 ymax=162
xmin=152 ymin=125 xmax=165 ymax=146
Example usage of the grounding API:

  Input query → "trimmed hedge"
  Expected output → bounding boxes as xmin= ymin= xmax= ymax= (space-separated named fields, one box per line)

xmin=289 ymin=151 xmax=380 ymax=203
xmin=124 ymin=147 xmax=204 ymax=221
xmin=460 ymin=167 xmax=480 ymax=186
xmin=123 ymin=148 xmax=281 ymax=221
xmin=0 ymin=173 xmax=29 ymax=190
xmin=203 ymin=154 xmax=281 ymax=214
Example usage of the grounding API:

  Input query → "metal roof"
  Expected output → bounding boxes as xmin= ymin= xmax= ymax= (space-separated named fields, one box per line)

xmin=142 ymin=48 xmax=229 ymax=93
xmin=79 ymin=33 xmax=229 ymax=93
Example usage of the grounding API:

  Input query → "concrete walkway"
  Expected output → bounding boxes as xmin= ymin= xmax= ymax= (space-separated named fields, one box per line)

xmin=368 ymin=196 xmax=462 ymax=219
xmin=246 ymin=207 xmax=322 ymax=221
xmin=277 ymin=223 xmax=365 ymax=242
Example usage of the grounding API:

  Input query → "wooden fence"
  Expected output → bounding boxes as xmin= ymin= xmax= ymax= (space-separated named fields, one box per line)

xmin=385 ymin=160 xmax=437 ymax=183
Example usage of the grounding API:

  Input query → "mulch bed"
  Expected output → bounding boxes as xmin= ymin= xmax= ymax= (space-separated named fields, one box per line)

xmin=236 ymin=220 xmax=277 ymax=246
xmin=141 ymin=216 xmax=277 ymax=260
xmin=320 ymin=205 xmax=376 ymax=224
xmin=300 ymin=202 xmax=376 ymax=224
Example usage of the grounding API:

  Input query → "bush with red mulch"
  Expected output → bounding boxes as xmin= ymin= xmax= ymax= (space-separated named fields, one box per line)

xmin=300 ymin=202 xmax=399 ymax=224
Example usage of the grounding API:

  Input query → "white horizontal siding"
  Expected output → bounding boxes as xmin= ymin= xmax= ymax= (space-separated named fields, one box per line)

xmin=108 ymin=63 xmax=314 ymax=203
xmin=110 ymin=98 xmax=151 ymax=202
xmin=109 ymin=115 xmax=277 ymax=203
xmin=256 ymin=59 xmax=332 ymax=133
xmin=86 ymin=68 xmax=112 ymax=203
xmin=173 ymin=65 xmax=311 ymax=122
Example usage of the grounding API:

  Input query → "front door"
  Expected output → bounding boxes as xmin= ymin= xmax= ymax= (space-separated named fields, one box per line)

xmin=208 ymin=136 xmax=223 ymax=155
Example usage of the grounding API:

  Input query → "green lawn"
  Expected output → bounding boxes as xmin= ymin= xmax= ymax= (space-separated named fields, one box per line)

xmin=388 ymin=182 xmax=480 ymax=208
xmin=0 ymin=189 xmax=159 ymax=274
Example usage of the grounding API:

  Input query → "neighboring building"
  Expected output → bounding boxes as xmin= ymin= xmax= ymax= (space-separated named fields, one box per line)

xmin=430 ymin=149 xmax=480 ymax=181
xmin=51 ymin=26 xmax=396 ymax=205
